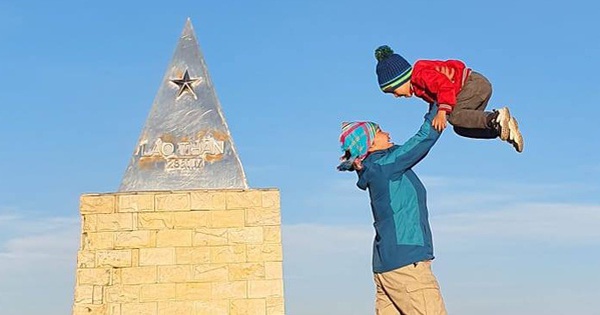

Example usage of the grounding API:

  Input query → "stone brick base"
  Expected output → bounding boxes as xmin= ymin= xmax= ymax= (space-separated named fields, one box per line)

xmin=72 ymin=189 xmax=284 ymax=315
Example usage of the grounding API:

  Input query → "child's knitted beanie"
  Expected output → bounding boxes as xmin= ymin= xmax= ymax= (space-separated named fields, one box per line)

xmin=375 ymin=45 xmax=413 ymax=92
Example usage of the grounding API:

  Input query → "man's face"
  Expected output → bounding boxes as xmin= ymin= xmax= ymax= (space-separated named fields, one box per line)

xmin=369 ymin=129 xmax=392 ymax=152
xmin=389 ymin=82 xmax=412 ymax=98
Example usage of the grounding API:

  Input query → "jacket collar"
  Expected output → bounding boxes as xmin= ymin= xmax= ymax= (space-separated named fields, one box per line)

xmin=364 ymin=145 xmax=397 ymax=163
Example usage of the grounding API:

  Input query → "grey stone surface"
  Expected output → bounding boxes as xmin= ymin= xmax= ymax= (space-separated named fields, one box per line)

xmin=119 ymin=19 xmax=248 ymax=191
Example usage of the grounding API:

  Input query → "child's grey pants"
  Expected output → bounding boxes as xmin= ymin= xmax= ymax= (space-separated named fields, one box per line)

xmin=448 ymin=71 xmax=499 ymax=139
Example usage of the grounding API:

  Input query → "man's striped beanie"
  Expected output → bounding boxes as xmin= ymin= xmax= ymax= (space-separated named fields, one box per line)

xmin=339 ymin=121 xmax=380 ymax=161
xmin=375 ymin=45 xmax=413 ymax=92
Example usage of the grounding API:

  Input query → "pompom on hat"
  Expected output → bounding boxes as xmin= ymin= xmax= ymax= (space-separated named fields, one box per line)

xmin=337 ymin=121 xmax=380 ymax=171
xmin=375 ymin=45 xmax=413 ymax=93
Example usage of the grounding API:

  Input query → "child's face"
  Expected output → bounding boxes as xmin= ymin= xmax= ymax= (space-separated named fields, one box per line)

xmin=368 ymin=129 xmax=393 ymax=152
xmin=389 ymin=82 xmax=413 ymax=98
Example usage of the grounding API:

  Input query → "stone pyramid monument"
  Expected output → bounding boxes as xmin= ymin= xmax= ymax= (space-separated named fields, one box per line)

xmin=72 ymin=19 xmax=285 ymax=315
xmin=120 ymin=18 xmax=247 ymax=191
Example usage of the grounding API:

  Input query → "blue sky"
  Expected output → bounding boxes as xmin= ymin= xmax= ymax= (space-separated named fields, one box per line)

xmin=1 ymin=0 xmax=599 ymax=314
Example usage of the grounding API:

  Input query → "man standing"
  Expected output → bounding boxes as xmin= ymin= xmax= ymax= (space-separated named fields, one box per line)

xmin=337 ymin=105 xmax=447 ymax=315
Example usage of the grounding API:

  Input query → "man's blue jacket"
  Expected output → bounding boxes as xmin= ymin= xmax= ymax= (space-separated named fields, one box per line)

xmin=357 ymin=107 xmax=441 ymax=273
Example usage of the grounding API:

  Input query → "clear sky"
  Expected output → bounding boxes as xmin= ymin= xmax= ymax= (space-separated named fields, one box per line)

xmin=1 ymin=0 xmax=599 ymax=314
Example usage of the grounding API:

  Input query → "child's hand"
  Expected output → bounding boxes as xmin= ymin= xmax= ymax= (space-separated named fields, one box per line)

xmin=432 ymin=110 xmax=447 ymax=132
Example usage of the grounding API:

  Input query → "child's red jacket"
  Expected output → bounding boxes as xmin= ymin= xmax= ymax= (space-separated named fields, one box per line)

xmin=410 ymin=60 xmax=471 ymax=113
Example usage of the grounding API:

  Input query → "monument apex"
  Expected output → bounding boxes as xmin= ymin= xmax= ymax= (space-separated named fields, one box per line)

xmin=119 ymin=19 xmax=248 ymax=191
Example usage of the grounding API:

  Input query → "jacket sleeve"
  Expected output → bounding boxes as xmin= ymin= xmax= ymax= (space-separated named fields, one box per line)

xmin=356 ymin=167 xmax=368 ymax=191
xmin=377 ymin=106 xmax=441 ymax=174
xmin=413 ymin=68 xmax=457 ymax=113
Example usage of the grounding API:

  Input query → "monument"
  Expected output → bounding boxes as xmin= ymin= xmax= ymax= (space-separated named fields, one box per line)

xmin=119 ymin=19 xmax=247 ymax=191
xmin=72 ymin=19 xmax=285 ymax=315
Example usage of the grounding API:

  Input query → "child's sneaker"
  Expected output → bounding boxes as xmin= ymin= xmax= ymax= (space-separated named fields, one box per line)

xmin=494 ymin=107 xmax=511 ymax=141
xmin=507 ymin=117 xmax=524 ymax=153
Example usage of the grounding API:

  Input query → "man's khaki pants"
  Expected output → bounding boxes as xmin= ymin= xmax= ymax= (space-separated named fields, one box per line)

xmin=374 ymin=261 xmax=447 ymax=315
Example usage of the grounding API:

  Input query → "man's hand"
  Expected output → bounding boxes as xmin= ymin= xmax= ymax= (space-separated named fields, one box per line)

xmin=353 ymin=158 xmax=363 ymax=171
xmin=432 ymin=110 xmax=447 ymax=132
xmin=435 ymin=66 xmax=455 ymax=82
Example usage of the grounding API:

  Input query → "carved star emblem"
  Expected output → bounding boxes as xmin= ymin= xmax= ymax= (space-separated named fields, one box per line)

xmin=170 ymin=69 xmax=201 ymax=99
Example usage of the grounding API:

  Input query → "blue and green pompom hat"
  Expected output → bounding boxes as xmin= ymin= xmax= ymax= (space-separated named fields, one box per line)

xmin=337 ymin=121 xmax=380 ymax=171
xmin=375 ymin=45 xmax=413 ymax=93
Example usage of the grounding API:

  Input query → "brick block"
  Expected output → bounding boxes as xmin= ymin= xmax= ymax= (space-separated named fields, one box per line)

xmin=248 ymin=279 xmax=284 ymax=298
xmin=246 ymin=208 xmax=280 ymax=226
xmin=96 ymin=250 xmax=132 ymax=268
xmin=107 ymin=303 xmax=121 ymax=315
xmin=226 ymin=191 xmax=262 ymax=209
xmin=73 ymin=304 xmax=106 ymax=315
xmin=119 ymin=194 xmax=155 ymax=212
xmin=131 ymin=248 xmax=140 ymax=267
xmin=210 ymin=210 xmax=245 ymax=228
xmin=175 ymin=282 xmax=211 ymax=300
xmin=115 ymin=231 xmax=153 ymax=248
xmin=121 ymin=303 xmax=157 ymax=315
xmin=156 ymin=229 xmax=193 ymax=247
xmin=263 ymin=226 xmax=281 ymax=244
xmin=228 ymin=227 xmax=264 ymax=244
xmin=191 ymin=264 xmax=228 ymax=283
xmin=193 ymin=228 xmax=228 ymax=246
xmin=110 ymin=268 xmax=122 ymax=286
xmin=77 ymin=250 xmax=96 ymax=268
xmin=189 ymin=190 xmax=211 ymax=210
xmin=175 ymin=247 xmax=210 ymax=265
xmin=212 ymin=281 xmax=247 ymax=299
xmin=229 ymin=263 xmax=265 ymax=281
xmin=261 ymin=190 xmax=280 ymax=209
xmin=82 ymin=214 xmax=97 ymax=232
xmin=77 ymin=268 xmax=111 ymax=285
xmin=74 ymin=285 xmax=94 ymax=304
xmin=81 ymin=195 xmax=115 ymax=214
xmin=121 ymin=266 xmax=157 ymax=284
xmin=83 ymin=232 xmax=114 ymax=250
xmin=137 ymin=213 xmax=175 ymax=229
xmin=96 ymin=213 xmax=134 ymax=231
xmin=265 ymin=262 xmax=283 ymax=280
xmin=139 ymin=248 xmax=175 ymax=266
xmin=140 ymin=283 xmax=177 ymax=301
xmin=92 ymin=285 xmax=103 ymax=304
xmin=247 ymin=244 xmax=283 ymax=262
xmin=194 ymin=300 xmax=229 ymax=315
xmin=211 ymin=245 xmax=246 ymax=263
xmin=231 ymin=299 xmax=266 ymax=315
xmin=190 ymin=191 xmax=227 ymax=210
xmin=158 ymin=301 xmax=194 ymax=315
xmin=105 ymin=285 xmax=140 ymax=303
xmin=266 ymin=297 xmax=285 ymax=315
xmin=173 ymin=212 xmax=209 ymax=228
xmin=158 ymin=265 xmax=192 ymax=283
xmin=155 ymin=193 xmax=191 ymax=211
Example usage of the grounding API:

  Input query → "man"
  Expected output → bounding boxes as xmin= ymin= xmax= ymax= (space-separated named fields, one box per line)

xmin=337 ymin=105 xmax=447 ymax=315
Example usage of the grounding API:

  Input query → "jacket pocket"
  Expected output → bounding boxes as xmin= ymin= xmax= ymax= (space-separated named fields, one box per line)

xmin=405 ymin=261 xmax=440 ymax=292
xmin=373 ymin=216 xmax=395 ymax=246
xmin=404 ymin=261 xmax=445 ymax=313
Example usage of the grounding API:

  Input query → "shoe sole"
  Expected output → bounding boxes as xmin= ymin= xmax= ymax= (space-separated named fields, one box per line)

xmin=508 ymin=117 xmax=524 ymax=153
xmin=497 ymin=107 xmax=511 ymax=141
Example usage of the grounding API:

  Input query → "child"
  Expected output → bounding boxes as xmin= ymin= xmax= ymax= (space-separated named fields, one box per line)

xmin=374 ymin=45 xmax=524 ymax=152
xmin=337 ymin=105 xmax=447 ymax=315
